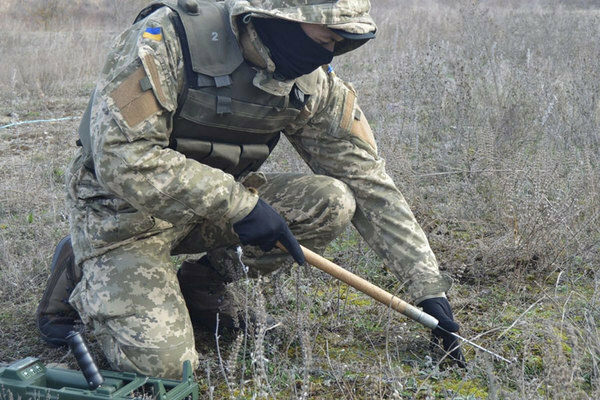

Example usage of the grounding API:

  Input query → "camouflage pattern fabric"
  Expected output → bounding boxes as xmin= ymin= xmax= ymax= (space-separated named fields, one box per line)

xmin=227 ymin=0 xmax=377 ymax=36
xmin=68 ymin=226 xmax=198 ymax=378
xmin=65 ymin=0 xmax=450 ymax=379
xmin=69 ymin=159 xmax=356 ymax=377
xmin=228 ymin=0 xmax=377 ymax=56
xmin=177 ymin=172 xmax=356 ymax=280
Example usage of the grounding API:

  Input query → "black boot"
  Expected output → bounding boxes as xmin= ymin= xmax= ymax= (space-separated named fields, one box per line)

xmin=36 ymin=236 xmax=82 ymax=347
xmin=177 ymin=256 xmax=280 ymax=333
xmin=177 ymin=256 xmax=242 ymax=331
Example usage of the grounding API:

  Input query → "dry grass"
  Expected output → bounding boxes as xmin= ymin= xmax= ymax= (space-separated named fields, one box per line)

xmin=1 ymin=0 xmax=600 ymax=398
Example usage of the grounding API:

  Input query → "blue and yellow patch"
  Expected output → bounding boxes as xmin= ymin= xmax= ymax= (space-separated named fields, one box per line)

xmin=143 ymin=27 xmax=162 ymax=41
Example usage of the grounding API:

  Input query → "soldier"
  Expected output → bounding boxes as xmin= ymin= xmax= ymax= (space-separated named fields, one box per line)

xmin=36 ymin=0 xmax=465 ymax=378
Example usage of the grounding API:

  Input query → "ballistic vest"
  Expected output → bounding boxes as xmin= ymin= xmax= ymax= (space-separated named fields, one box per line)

xmin=79 ymin=0 xmax=310 ymax=179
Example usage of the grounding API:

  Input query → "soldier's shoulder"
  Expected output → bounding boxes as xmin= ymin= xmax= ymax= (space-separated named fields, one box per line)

xmin=134 ymin=6 xmax=179 ymax=48
xmin=98 ymin=6 xmax=181 ymax=94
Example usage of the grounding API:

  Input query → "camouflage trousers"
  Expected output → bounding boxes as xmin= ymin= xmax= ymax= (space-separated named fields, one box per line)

xmin=69 ymin=171 xmax=356 ymax=379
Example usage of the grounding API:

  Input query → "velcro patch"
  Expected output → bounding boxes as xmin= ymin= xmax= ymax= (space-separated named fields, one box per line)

xmin=340 ymin=88 xmax=356 ymax=132
xmin=350 ymin=109 xmax=377 ymax=151
xmin=110 ymin=66 xmax=161 ymax=128
xmin=142 ymin=54 xmax=169 ymax=107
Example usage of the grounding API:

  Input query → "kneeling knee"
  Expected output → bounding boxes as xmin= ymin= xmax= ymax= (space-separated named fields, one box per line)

xmin=330 ymin=182 xmax=356 ymax=227
xmin=315 ymin=178 xmax=356 ymax=232
xmin=100 ymin=333 xmax=198 ymax=379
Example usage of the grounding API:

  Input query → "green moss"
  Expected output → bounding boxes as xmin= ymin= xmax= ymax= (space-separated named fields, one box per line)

xmin=0 ymin=311 xmax=11 ymax=323
xmin=452 ymin=230 xmax=473 ymax=241
xmin=336 ymin=285 xmax=373 ymax=307
xmin=439 ymin=377 xmax=489 ymax=398
xmin=524 ymin=355 xmax=544 ymax=376
xmin=52 ymin=167 xmax=64 ymax=183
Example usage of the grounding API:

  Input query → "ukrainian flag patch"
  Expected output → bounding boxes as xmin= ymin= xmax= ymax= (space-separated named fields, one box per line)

xmin=143 ymin=27 xmax=162 ymax=41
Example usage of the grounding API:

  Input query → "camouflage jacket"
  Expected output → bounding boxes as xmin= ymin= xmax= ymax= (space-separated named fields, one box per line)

xmin=69 ymin=0 xmax=450 ymax=302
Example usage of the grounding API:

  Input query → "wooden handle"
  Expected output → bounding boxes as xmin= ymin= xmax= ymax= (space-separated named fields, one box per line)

xmin=277 ymin=242 xmax=439 ymax=329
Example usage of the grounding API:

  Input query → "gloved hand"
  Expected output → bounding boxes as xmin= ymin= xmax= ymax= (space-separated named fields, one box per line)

xmin=233 ymin=198 xmax=305 ymax=265
xmin=418 ymin=297 xmax=466 ymax=368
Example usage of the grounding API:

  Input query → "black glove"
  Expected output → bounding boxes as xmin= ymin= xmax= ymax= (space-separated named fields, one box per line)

xmin=233 ymin=199 xmax=305 ymax=265
xmin=418 ymin=297 xmax=466 ymax=368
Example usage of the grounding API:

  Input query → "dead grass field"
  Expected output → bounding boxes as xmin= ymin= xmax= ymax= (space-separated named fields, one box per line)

xmin=1 ymin=0 xmax=600 ymax=398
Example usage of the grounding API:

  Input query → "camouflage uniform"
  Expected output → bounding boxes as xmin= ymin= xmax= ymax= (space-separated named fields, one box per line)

xmin=67 ymin=0 xmax=451 ymax=379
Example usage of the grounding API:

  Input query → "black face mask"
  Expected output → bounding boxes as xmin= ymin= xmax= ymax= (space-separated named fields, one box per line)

xmin=252 ymin=18 xmax=334 ymax=80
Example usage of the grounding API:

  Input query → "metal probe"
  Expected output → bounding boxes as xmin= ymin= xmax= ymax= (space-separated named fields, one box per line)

xmin=278 ymin=242 xmax=514 ymax=365
xmin=437 ymin=326 xmax=513 ymax=364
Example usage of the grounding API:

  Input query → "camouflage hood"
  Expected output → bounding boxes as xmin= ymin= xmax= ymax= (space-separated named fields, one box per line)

xmin=226 ymin=0 xmax=377 ymax=55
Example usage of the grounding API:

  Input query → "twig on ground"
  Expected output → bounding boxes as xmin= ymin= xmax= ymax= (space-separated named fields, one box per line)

xmin=497 ymin=297 xmax=544 ymax=340
xmin=236 ymin=246 xmax=249 ymax=391
xmin=416 ymin=168 xmax=526 ymax=178
xmin=325 ymin=339 xmax=351 ymax=400
xmin=214 ymin=313 xmax=233 ymax=397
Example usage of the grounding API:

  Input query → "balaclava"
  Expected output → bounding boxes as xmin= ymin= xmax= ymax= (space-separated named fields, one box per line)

xmin=252 ymin=17 xmax=334 ymax=80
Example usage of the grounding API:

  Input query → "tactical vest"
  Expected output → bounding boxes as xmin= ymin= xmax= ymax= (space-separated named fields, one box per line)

xmin=79 ymin=0 xmax=310 ymax=179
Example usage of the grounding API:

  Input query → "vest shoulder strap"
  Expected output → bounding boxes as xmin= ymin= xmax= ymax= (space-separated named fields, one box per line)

xmin=137 ymin=0 xmax=243 ymax=77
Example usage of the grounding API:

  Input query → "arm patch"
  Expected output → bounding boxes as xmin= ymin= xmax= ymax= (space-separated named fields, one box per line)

xmin=350 ymin=106 xmax=377 ymax=151
xmin=340 ymin=88 xmax=356 ymax=132
xmin=142 ymin=54 xmax=169 ymax=107
xmin=110 ymin=66 xmax=161 ymax=128
xmin=339 ymin=84 xmax=377 ymax=152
